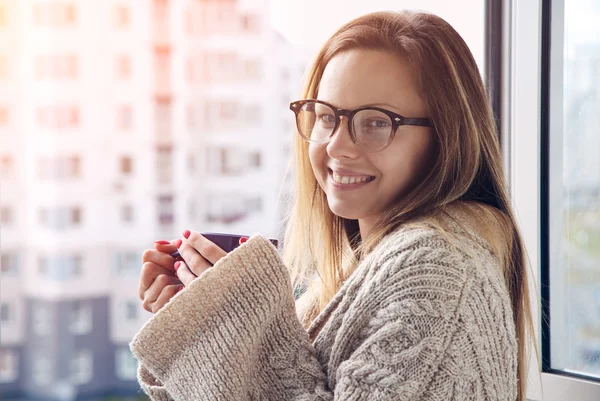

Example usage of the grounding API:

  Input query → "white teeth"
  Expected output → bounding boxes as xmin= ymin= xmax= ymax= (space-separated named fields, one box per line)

xmin=332 ymin=172 xmax=372 ymax=185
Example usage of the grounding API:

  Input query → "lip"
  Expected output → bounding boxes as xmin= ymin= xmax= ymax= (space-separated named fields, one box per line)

xmin=328 ymin=169 xmax=375 ymax=190
xmin=328 ymin=167 xmax=375 ymax=178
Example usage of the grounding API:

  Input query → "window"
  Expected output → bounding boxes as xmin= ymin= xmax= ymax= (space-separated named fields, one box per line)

xmin=116 ymin=55 xmax=131 ymax=79
xmin=155 ymin=97 xmax=172 ymax=136
xmin=156 ymin=144 xmax=172 ymax=184
xmin=205 ymin=146 xmax=261 ymax=176
xmin=241 ymin=14 xmax=260 ymax=34
xmin=0 ymin=303 xmax=11 ymax=324
xmin=157 ymin=195 xmax=174 ymax=225
xmin=124 ymin=301 xmax=137 ymax=321
xmin=205 ymin=193 xmax=259 ymax=225
xmin=0 ymin=106 xmax=9 ymax=125
xmin=32 ymin=304 xmax=52 ymax=336
xmin=70 ymin=301 xmax=92 ymax=335
xmin=38 ymin=255 xmax=82 ymax=280
xmin=0 ymin=155 xmax=13 ymax=179
xmin=71 ymin=349 xmax=92 ymax=384
xmin=545 ymin=0 xmax=600 ymax=381
xmin=117 ymin=105 xmax=132 ymax=130
xmin=36 ymin=106 xmax=79 ymax=129
xmin=33 ymin=2 xmax=76 ymax=26
xmin=121 ymin=204 xmax=133 ymax=223
xmin=0 ymin=55 xmax=7 ymax=79
xmin=120 ymin=156 xmax=132 ymax=175
xmin=35 ymin=54 xmax=77 ymax=80
xmin=1 ymin=254 xmax=20 ymax=276
xmin=115 ymin=5 xmax=129 ymax=28
xmin=33 ymin=356 xmax=52 ymax=386
xmin=0 ymin=206 xmax=12 ymax=225
xmin=0 ymin=350 xmax=18 ymax=383
xmin=116 ymin=347 xmax=137 ymax=380
xmin=38 ymin=156 xmax=80 ymax=180
xmin=39 ymin=207 xmax=81 ymax=230
xmin=114 ymin=251 xmax=140 ymax=276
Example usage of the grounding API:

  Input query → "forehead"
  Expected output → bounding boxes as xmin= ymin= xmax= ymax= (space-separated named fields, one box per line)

xmin=317 ymin=49 xmax=425 ymax=114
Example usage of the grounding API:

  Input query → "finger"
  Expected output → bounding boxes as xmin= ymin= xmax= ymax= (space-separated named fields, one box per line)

xmin=138 ymin=260 xmax=176 ymax=300
xmin=174 ymin=260 xmax=198 ymax=287
xmin=142 ymin=248 xmax=175 ymax=270
xmin=150 ymin=283 xmax=183 ymax=314
xmin=186 ymin=230 xmax=227 ymax=265
xmin=154 ymin=239 xmax=179 ymax=255
xmin=177 ymin=240 xmax=212 ymax=277
xmin=141 ymin=274 xmax=181 ymax=312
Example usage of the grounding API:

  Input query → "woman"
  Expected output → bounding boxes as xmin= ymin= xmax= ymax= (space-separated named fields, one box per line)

xmin=133 ymin=10 xmax=536 ymax=400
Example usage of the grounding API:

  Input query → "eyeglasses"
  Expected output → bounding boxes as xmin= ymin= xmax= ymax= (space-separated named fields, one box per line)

xmin=289 ymin=99 xmax=433 ymax=152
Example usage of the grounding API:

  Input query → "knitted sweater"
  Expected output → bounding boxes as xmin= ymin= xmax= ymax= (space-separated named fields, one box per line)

xmin=129 ymin=216 xmax=518 ymax=400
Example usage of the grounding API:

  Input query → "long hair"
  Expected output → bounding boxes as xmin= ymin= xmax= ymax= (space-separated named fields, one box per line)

xmin=279 ymin=10 xmax=537 ymax=401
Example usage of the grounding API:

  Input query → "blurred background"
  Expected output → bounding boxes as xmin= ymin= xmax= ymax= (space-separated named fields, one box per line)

xmin=0 ymin=0 xmax=597 ymax=400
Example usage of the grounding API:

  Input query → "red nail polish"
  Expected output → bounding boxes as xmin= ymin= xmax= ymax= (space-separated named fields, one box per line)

xmin=177 ymin=285 xmax=184 ymax=293
xmin=182 ymin=229 xmax=191 ymax=239
xmin=174 ymin=238 xmax=182 ymax=248
xmin=155 ymin=240 xmax=170 ymax=245
xmin=239 ymin=236 xmax=248 ymax=244
xmin=174 ymin=261 xmax=181 ymax=272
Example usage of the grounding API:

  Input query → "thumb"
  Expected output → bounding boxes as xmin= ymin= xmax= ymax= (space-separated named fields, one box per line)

xmin=154 ymin=239 xmax=179 ymax=254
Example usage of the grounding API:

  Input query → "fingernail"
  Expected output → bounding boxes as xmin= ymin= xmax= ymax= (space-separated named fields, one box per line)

xmin=177 ymin=285 xmax=184 ymax=293
xmin=174 ymin=238 xmax=182 ymax=248
xmin=174 ymin=261 xmax=181 ymax=272
xmin=155 ymin=240 xmax=170 ymax=245
xmin=239 ymin=236 xmax=248 ymax=244
xmin=182 ymin=229 xmax=191 ymax=239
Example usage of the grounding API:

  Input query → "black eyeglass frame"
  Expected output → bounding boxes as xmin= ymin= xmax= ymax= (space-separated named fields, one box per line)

xmin=289 ymin=99 xmax=433 ymax=152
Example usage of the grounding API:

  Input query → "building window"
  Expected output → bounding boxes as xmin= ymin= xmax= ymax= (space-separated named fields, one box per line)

xmin=115 ymin=5 xmax=129 ymax=28
xmin=114 ymin=251 xmax=140 ymax=276
xmin=38 ymin=255 xmax=82 ymax=280
xmin=121 ymin=204 xmax=133 ymax=223
xmin=205 ymin=147 xmax=261 ymax=176
xmin=120 ymin=156 xmax=132 ymax=175
xmin=36 ymin=106 xmax=79 ymax=129
xmin=35 ymin=54 xmax=77 ymax=80
xmin=0 ymin=155 xmax=13 ymax=179
xmin=205 ymin=193 xmax=247 ymax=225
xmin=39 ymin=207 xmax=81 ymax=230
xmin=33 ymin=2 xmax=76 ymax=26
xmin=0 ymin=106 xmax=9 ymax=125
xmin=0 ymin=350 xmax=18 ymax=383
xmin=246 ymin=104 xmax=262 ymax=125
xmin=116 ymin=347 xmax=137 ymax=380
xmin=0 ymin=303 xmax=11 ymax=325
xmin=117 ymin=105 xmax=132 ymax=131
xmin=71 ymin=349 xmax=92 ymax=385
xmin=125 ymin=301 xmax=137 ymax=321
xmin=156 ymin=145 xmax=172 ymax=184
xmin=0 ymin=206 xmax=12 ymax=225
xmin=70 ymin=301 xmax=92 ymax=335
xmin=38 ymin=156 xmax=80 ymax=180
xmin=1 ymin=254 xmax=20 ymax=276
xmin=0 ymin=55 xmax=7 ymax=79
xmin=32 ymin=356 xmax=52 ymax=386
xmin=32 ymin=304 xmax=52 ymax=337
xmin=116 ymin=55 xmax=131 ymax=79
xmin=241 ymin=14 xmax=260 ymax=34
xmin=155 ymin=97 xmax=172 ymax=136
xmin=157 ymin=195 xmax=174 ymax=225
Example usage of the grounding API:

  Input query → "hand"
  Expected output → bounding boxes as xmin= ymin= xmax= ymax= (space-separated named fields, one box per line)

xmin=174 ymin=229 xmax=231 ymax=287
xmin=139 ymin=239 xmax=183 ymax=313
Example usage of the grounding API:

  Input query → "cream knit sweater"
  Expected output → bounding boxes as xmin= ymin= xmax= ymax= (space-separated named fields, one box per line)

xmin=130 ymin=215 xmax=518 ymax=400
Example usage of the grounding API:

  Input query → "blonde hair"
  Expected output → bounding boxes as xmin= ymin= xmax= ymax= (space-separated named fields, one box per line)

xmin=279 ymin=10 xmax=537 ymax=401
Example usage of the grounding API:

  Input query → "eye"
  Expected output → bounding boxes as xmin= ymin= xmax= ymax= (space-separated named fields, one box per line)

xmin=317 ymin=113 xmax=336 ymax=125
xmin=366 ymin=118 xmax=391 ymax=128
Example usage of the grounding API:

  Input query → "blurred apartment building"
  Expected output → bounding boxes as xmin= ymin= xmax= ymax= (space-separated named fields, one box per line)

xmin=0 ymin=0 xmax=306 ymax=399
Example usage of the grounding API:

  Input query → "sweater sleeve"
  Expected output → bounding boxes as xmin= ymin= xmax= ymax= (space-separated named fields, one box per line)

xmin=129 ymin=234 xmax=467 ymax=401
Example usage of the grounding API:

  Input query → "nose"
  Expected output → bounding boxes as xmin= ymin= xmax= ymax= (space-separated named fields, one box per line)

xmin=325 ymin=116 xmax=360 ymax=159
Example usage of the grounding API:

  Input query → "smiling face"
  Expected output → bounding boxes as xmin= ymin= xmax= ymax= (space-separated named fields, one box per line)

xmin=308 ymin=49 xmax=437 ymax=238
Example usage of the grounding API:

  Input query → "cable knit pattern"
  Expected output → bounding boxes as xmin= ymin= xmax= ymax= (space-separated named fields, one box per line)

xmin=129 ymin=214 xmax=518 ymax=400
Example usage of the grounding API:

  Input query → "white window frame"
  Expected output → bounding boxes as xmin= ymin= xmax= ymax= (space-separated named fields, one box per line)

xmin=71 ymin=349 xmax=92 ymax=385
xmin=508 ymin=0 xmax=600 ymax=399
